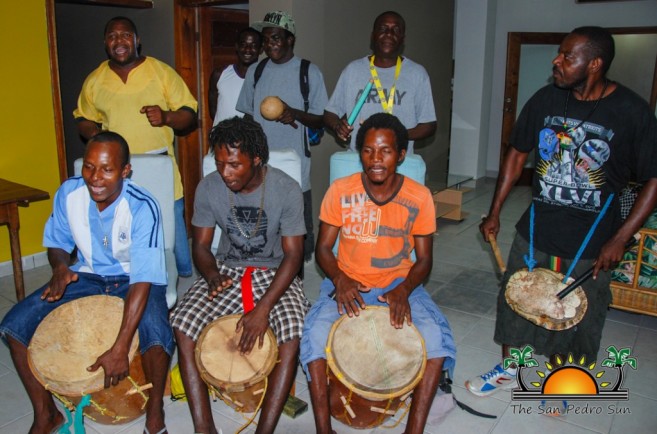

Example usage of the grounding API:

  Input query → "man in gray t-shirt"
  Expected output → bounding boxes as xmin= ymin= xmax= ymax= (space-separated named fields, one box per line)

xmin=236 ymin=10 xmax=328 ymax=262
xmin=324 ymin=11 xmax=436 ymax=153
xmin=170 ymin=117 xmax=310 ymax=434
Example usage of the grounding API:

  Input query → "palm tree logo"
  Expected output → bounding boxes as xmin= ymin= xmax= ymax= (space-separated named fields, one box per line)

xmin=503 ymin=345 xmax=538 ymax=391
xmin=600 ymin=345 xmax=637 ymax=392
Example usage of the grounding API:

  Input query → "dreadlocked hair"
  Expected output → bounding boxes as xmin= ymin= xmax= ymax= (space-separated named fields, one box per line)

xmin=209 ymin=116 xmax=269 ymax=164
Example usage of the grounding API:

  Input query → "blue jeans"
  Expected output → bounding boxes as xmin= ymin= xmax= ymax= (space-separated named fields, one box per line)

xmin=300 ymin=277 xmax=456 ymax=381
xmin=175 ymin=198 xmax=192 ymax=277
xmin=0 ymin=273 xmax=175 ymax=357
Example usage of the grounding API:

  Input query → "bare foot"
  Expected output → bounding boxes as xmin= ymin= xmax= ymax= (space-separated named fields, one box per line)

xmin=30 ymin=410 xmax=64 ymax=434
xmin=145 ymin=408 xmax=166 ymax=434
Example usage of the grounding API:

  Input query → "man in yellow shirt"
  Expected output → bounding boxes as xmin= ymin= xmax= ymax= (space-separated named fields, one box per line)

xmin=74 ymin=16 xmax=198 ymax=277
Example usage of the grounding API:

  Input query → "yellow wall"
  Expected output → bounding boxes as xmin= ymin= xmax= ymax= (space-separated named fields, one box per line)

xmin=0 ymin=3 xmax=60 ymax=262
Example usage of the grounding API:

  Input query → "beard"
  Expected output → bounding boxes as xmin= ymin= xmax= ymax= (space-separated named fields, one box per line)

xmin=552 ymin=66 xmax=588 ymax=91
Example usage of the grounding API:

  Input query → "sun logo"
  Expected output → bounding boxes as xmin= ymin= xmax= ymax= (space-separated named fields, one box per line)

xmin=506 ymin=345 xmax=637 ymax=401
xmin=536 ymin=355 xmax=601 ymax=395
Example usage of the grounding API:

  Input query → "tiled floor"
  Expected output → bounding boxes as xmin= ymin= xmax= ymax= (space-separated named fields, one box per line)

xmin=1 ymin=179 xmax=656 ymax=433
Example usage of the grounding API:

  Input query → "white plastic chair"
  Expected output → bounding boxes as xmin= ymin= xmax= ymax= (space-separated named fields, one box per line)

xmin=329 ymin=150 xmax=426 ymax=184
xmin=75 ymin=155 xmax=178 ymax=308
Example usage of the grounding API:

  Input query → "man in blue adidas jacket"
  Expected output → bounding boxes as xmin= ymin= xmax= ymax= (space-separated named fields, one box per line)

xmin=0 ymin=132 xmax=173 ymax=434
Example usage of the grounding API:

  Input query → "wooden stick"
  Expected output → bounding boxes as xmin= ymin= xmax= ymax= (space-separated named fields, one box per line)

xmin=488 ymin=234 xmax=507 ymax=273
xmin=340 ymin=395 xmax=356 ymax=419
xmin=370 ymin=406 xmax=396 ymax=415
xmin=125 ymin=382 xmax=153 ymax=396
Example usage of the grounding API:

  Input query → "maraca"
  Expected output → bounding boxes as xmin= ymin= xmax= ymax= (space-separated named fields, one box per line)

xmin=260 ymin=96 xmax=285 ymax=120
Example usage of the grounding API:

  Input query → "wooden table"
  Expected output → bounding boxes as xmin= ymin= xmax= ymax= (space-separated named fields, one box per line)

xmin=0 ymin=178 xmax=50 ymax=301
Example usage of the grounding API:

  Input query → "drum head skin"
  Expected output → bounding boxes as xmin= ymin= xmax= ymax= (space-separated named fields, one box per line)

xmin=327 ymin=306 xmax=427 ymax=401
xmin=28 ymin=295 xmax=139 ymax=396
xmin=505 ymin=268 xmax=588 ymax=331
xmin=195 ymin=315 xmax=278 ymax=392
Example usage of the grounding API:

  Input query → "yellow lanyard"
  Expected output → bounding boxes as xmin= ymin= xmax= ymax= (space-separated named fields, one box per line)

xmin=369 ymin=56 xmax=402 ymax=114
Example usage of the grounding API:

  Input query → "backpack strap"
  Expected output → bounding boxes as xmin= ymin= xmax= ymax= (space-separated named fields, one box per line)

xmin=255 ymin=57 xmax=310 ymax=111
xmin=300 ymin=59 xmax=310 ymax=112
xmin=253 ymin=58 xmax=269 ymax=88
xmin=254 ymin=57 xmax=314 ymax=157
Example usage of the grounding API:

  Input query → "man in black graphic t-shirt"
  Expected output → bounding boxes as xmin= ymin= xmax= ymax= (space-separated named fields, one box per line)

xmin=465 ymin=26 xmax=657 ymax=397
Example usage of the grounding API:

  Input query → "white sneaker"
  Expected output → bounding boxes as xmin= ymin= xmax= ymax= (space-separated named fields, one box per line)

xmin=465 ymin=364 xmax=517 ymax=397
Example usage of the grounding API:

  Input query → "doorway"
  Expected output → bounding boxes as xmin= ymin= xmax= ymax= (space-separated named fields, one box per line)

xmin=47 ymin=0 xmax=180 ymax=183
xmin=198 ymin=7 xmax=249 ymax=155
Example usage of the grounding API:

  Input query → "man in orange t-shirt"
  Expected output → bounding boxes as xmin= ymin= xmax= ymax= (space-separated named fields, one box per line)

xmin=300 ymin=113 xmax=456 ymax=434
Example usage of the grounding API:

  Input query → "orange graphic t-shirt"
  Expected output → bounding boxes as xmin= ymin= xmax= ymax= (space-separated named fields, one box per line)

xmin=320 ymin=173 xmax=436 ymax=288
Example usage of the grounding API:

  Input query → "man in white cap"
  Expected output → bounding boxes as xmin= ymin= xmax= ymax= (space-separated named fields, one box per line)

xmin=236 ymin=10 xmax=328 ymax=264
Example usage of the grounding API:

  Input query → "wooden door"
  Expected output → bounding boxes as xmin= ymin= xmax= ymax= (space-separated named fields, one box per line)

xmin=198 ymin=7 xmax=249 ymax=155
xmin=175 ymin=2 xmax=246 ymax=226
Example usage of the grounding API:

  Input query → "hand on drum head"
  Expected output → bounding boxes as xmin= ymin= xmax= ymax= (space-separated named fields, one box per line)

xmin=41 ymin=267 xmax=78 ymax=302
xmin=333 ymin=273 xmax=369 ymax=317
xmin=377 ymin=288 xmax=412 ymax=329
xmin=236 ymin=309 xmax=270 ymax=354
xmin=207 ymin=274 xmax=233 ymax=300
xmin=88 ymin=346 xmax=131 ymax=388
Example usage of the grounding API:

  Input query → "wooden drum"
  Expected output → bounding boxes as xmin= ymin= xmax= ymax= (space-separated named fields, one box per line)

xmin=505 ymin=268 xmax=588 ymax=330
xmin=195 ymin=314 xmax=278 ymax=413
xmin=27 ymin=295 xmax=148 ymax=424
xmin=326 ymin=306 xmax=427 ymax=429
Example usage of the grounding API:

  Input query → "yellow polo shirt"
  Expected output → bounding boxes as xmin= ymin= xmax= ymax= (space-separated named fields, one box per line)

xmin=74 ymin=57 xmax=198 ymax=200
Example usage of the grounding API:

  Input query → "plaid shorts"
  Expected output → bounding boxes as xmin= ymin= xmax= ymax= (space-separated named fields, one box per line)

xmin=170 ymin=262 xmax=311 ymax=344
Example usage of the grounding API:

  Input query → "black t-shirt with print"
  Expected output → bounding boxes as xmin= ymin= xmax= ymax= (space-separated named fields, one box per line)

xmin=512 ymin=83 xmax=657 ymax=259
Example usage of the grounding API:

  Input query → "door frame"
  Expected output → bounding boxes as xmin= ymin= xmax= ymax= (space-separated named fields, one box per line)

xmin=500 ymin=32 xmax=566 ymax=172
xmin=173 ymin=1 xmax=247 ymax=221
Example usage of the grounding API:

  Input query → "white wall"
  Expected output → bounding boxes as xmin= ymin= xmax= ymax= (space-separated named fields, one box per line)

xmin=610 ymin=34 xmax=657 ymax=99
xmin=453 ymin=0 xmax=657 ymax=180
xmin=450 ymin=0 xmax=497 ymax=180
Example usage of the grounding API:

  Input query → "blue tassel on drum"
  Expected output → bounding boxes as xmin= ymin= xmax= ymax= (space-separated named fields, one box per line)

xmin=74 ymin=395 xmax=91 ymax=433
xmin=524 ymin=203 xmax=537 ymax=272
xmin=59 ymin=394 xmax=91 ymax=433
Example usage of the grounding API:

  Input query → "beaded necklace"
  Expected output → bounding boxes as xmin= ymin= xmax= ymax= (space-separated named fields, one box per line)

xmin=562 ymin=79 xmax=608 ymax=134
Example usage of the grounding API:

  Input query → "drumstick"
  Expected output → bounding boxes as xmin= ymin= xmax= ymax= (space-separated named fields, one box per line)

xmin=556 ymin=267 xmax=594 ymax=300
xmin=347 ymin=80 xmax=373 ymax=126
xmin=488 ymin=234 xmax=507 ymax=273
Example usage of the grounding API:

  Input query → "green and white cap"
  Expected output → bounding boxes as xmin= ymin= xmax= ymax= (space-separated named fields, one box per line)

xmin=252 ymin=10 xmax=296 ymax=36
